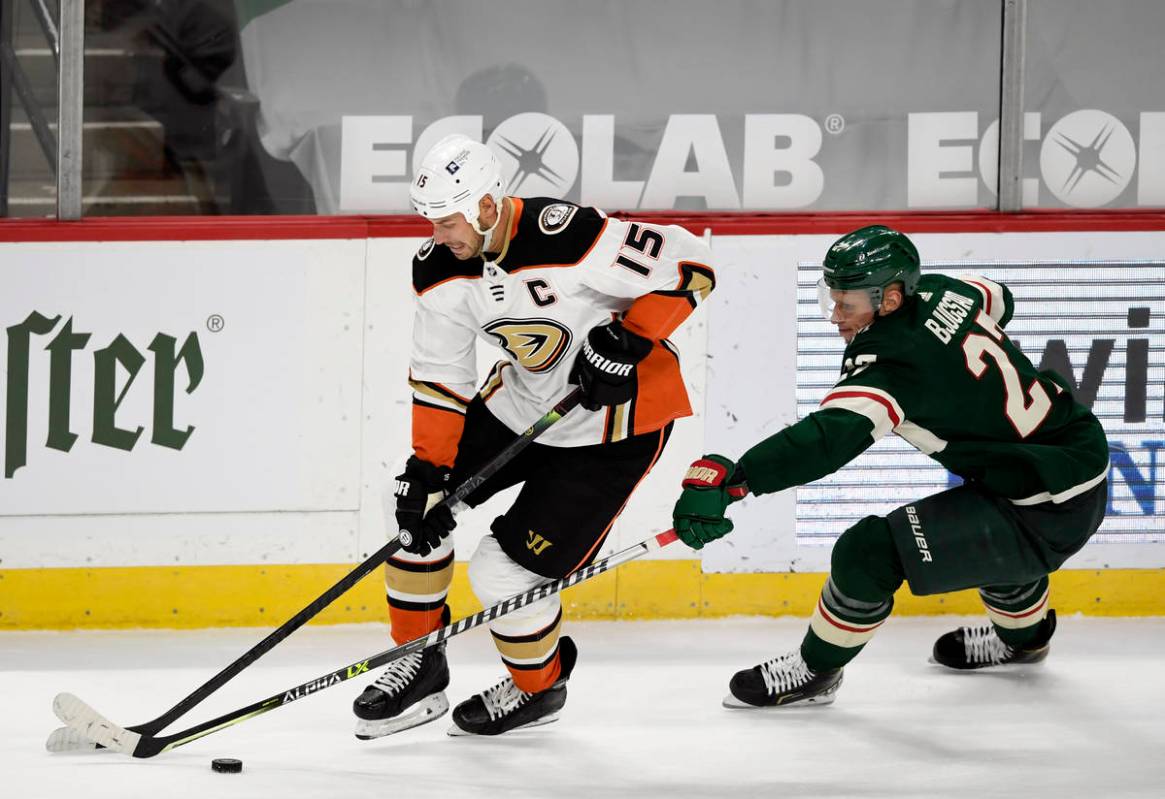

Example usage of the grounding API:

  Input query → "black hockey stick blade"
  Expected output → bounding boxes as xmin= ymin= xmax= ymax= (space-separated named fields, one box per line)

xmin=46 ymin=388 xmax=582 ymax=753
xmin=52 ymin=528 xmax=678 ymax=758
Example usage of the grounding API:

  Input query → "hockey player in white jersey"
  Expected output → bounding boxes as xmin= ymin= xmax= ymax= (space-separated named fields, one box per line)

xmin=352 ymin=134 xmax=717 ymax=737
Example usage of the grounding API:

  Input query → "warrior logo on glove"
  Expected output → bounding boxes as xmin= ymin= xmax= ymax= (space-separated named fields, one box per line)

xmin=683 ymin=458 xmax=749 ymax=500
xmin=580 ymin=339 xmax=634 ymax=377
xmin=672 ymin=454 xmax=749 ymax=550
xmin=570 ymin=320 xmax=653 ymax=412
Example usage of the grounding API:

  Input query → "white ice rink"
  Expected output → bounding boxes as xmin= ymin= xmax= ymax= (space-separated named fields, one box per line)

xmin=5 ymin=616 xmax=1164 ymax=799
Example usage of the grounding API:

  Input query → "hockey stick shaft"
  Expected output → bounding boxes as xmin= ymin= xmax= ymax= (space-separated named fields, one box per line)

xmin=55 ymin=528 xmax=679 ymax=758
xmin=67 ymin=389 xmax=582 ymax=746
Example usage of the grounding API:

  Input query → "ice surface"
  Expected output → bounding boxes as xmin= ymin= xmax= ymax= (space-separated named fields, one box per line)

xmin=4 ymin=616 xmax=1164 ymax=798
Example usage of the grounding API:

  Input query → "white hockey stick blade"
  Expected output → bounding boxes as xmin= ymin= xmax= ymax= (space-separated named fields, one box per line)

xmin=52 ymin=693 xmax=142 ymax=755
xmin=45 ymin=725 xmax=104 ymax=753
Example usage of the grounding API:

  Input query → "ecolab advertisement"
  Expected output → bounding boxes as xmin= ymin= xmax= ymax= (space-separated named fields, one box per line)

xmin=338 ymin=110 xmax=1165 ymax=213
xmin=0 ymin=230 xmax=1162 ymax=576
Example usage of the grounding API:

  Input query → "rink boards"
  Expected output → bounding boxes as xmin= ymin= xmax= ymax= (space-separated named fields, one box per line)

xmin=0 ymin=214 xmax=1162 ymax=627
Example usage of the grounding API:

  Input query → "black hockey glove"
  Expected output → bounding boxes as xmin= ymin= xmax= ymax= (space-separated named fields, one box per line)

xmin=570 ymin=320 xmax=653 ymax=412
xmin=394 ymin=456 xmax=457 ymax=556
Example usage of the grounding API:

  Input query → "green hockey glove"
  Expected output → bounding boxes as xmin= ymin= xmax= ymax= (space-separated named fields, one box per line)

xmin=672 ymin=454 xmax=749 ymax=550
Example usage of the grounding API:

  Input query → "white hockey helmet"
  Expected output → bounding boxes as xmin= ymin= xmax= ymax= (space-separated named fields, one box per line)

xmin=410 ymin=134 xmax=506 ymax=234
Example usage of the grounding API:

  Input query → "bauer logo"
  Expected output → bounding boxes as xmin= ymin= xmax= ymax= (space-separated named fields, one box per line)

xmin=2 ymin=312 xmax=204 ymax=479
xmin=905 ymin=506 xmax=933 ymax=563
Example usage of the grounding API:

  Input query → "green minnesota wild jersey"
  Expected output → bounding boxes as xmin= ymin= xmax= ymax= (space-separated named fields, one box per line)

xmin=739 ymin=273 xmax=1109 ymax=505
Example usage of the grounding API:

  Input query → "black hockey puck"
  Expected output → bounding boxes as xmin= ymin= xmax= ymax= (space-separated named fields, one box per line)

xmin=211 ymin=758 xmax=243 ymax=773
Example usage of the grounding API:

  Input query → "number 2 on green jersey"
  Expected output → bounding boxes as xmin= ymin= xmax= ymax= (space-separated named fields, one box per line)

xmin=962 ymin=309 xmax=1052 ymax=438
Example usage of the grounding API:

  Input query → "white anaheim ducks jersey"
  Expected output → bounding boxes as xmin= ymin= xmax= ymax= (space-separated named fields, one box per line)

xmin=408 ymin=197 xmax=716 ymax=465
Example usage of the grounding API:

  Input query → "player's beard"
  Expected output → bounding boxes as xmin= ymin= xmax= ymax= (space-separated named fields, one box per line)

xmin=448 ymin=232 xmax=484 ymax=260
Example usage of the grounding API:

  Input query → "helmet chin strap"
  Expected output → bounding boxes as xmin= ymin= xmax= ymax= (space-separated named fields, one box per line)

xmin=474 ymin=194 xmax=505 ymax=252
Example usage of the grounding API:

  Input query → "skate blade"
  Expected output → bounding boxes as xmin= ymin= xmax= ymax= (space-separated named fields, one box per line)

xmin=354 ymin=693 xmax=449 ymax=740
xmin=445 ymin=711 xmax=560 ymax=737
xmin=927 ymin=655 xmax=973 ymax=669
xmin=722 ymin=691 xmax=837 ymax=709
xmin=927 ymin=655 xmax=1047 ymax=670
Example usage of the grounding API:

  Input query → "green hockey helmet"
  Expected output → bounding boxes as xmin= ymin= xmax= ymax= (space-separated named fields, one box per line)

xmin=819 ymin=225 xmax=921 ymax=314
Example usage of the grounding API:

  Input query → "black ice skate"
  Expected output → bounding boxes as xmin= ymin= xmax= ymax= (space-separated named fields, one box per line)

xmin=352 ymin=643 xmax=450 ymax=739
xmin=724 ymin=650 xmax=843 ymax=708
xmin=931 ymin=609 xmax=1057 ymax=670
xmin=448 ymin=636 xmax=578 ymax=736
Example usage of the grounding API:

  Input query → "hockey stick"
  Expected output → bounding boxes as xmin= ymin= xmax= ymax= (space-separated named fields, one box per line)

xmin=46 ymin=388 xmax=582 ymax=753
xmin=52 ymin=528 xmax=680 ymax=757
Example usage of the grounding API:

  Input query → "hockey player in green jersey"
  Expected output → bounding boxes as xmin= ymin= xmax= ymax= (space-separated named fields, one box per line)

xmin=672 ymin=224 xmax=1109 ymax=708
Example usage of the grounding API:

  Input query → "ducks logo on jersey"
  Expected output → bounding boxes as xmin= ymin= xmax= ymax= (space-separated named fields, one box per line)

xmin=483 ymin=318 xmax=574 ymax=372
